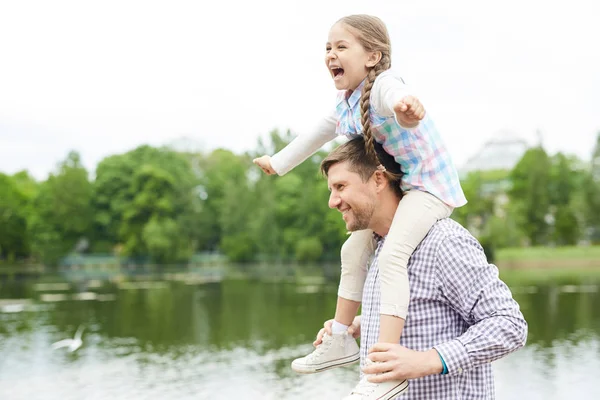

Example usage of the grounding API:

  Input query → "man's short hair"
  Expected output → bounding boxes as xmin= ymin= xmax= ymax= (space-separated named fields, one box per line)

xmin=320 ymin=137 xmax=404 ymax=198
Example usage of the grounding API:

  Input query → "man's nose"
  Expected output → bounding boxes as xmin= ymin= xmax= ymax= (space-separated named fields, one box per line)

xmin=328 ymin=192 xmax=340 ymax=209
xmin=326 ymin=51 xmax=337 ymax=61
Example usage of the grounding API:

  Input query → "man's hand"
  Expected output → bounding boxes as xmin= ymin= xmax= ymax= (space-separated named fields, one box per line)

xmin=313 ymin=316 xmax=361 ymax=347
xmin=253 ymin=155 xmax=276 ymax=175
xmin=393 ymin=95 xmax=425 ymax=128
xmin=363 ymin=343 xmax=443 ymax=382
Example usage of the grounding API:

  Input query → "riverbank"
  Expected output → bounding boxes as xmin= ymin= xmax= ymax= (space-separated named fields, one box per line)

xmin=2 ymin=246 xmax=599 ymax=278
xmin=495 ymin=246 xmax=600 ymax=269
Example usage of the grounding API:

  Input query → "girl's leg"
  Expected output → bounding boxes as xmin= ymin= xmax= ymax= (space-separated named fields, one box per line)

xmin=291 ymin=231 xmax=375 ymax=374
xmin=378 ymin=190 xmax=453 ymax=343
xmin=334 ymin=229 xmax=376 ymax=326
xmin=333 ymin=297 xmax=361 ymax=330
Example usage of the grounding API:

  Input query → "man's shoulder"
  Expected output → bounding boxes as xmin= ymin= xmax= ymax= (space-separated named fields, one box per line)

xmin=417 ymin=218 xmax=482 ymax=255
xmin=427 ymin=218 xmax=473 ymax=241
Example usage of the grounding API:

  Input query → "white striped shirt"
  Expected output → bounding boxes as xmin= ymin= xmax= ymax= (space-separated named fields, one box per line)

xmin=361 ymin=219 xmax=528 ymax=399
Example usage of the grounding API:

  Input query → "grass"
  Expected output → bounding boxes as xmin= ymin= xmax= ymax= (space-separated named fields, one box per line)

xmin=496 ymin=246 xmax=600 ymax=261
xmin=499 ymin=267 xmax=600 ymax=286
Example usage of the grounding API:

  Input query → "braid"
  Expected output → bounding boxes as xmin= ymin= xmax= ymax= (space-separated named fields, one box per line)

xmin=359 ymin=54 xmax=391 ymax=163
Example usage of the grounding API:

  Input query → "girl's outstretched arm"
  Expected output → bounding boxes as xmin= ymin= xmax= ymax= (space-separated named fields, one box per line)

xmin=254 ymin=111 xmax=338 ymax=176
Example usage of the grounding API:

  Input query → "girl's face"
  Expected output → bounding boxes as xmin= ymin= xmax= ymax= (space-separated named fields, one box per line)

xmin=325 ymin=23 xmax=379 ymax=92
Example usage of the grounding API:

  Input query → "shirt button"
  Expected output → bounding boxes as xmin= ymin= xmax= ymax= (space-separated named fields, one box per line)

xmin=458 ymin=368 xmax=463 ymax=374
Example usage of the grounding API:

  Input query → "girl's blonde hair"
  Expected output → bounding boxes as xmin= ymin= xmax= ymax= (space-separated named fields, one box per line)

xmin=337 ymin=14 xmax=392 ymax=163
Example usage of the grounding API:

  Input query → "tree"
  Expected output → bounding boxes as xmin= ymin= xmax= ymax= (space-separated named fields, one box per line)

xmin=94 ymin=145 xmax=199 ymax=263
xmin=0 ymin=173 xmax=30 ymax=260
xmin=245 ymin=129 xmax=347 ymax=262
xmin=29 ymin=151 xmax=93 ymax=265
xmin=584 ymin=132 xmax=600 ymax=242
xmin=451 ymin=171 xmax=497 ymax=236
xmin=509 ymin=147 xmax=551 ymax=245
xmin=194 ymin=148 xmax=251 ymax=254
xmin=548 ymin=153 xmax=582 ymax=245
xmin=295 ymin=237 xmax=324 ymax=263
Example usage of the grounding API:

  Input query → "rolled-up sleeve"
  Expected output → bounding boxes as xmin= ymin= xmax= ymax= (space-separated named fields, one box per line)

xmin=433 ymin=233 xmax=528 ymax=376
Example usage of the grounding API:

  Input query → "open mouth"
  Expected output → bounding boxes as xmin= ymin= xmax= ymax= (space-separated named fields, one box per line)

xmin=331 ymin=67 xmax=344 ymax=79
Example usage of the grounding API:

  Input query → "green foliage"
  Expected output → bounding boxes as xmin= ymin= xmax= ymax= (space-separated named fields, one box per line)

xmin=220 ymin=233 xmax=256 ymax=262
xmin=0 ymin=173 xmax=30 ymax=260
xmin=2 ymin=129 xmax=599 ymax=266
xmin=584 ymin=132 xmax=600 ymax=243
xmin=94 ymin=145 xmax=199 ymax=263
xmin=486 ymin=212 xmax=524 ymax=248
xmin=295 ymin=237 xmax=323 ymax=263
xmin=509 ymin=147 xmax=551 ymax=245
xmin=143 ymin=216 xmax=191 ymax=264
xmin=28 ymin=152 xmax=93 ymax=265
xmin=451 ymin=170 xmax=496 ymax=232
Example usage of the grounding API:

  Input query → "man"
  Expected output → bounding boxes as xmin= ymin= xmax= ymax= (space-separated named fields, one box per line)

xmin=311 ymin=137 xmax=527 ymax=399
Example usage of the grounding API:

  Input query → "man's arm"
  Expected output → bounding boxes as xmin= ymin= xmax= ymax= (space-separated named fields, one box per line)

xmin=433 ymin=233 xmax=528 ymax=376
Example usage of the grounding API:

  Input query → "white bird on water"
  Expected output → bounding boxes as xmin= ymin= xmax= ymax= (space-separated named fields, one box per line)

xmin=51 ymin=326 xmax=85 ymax=352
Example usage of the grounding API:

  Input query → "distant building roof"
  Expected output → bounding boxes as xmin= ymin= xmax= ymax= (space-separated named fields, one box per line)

xmin=165 ymin=136 xmax=205 ymax=153
xmin=460 ymin=130 xmax=529 ymax=175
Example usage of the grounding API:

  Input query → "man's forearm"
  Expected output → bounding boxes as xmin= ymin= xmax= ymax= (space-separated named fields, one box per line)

xmin=423 ymin=349 xmax=444 ymax=376
xmin=433 ymin=314 xmax=527 ymax=376
xmin=436 ymin=235 xmax=528 ymax=375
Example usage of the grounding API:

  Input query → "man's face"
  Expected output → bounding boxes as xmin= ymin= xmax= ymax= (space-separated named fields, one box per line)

xmin=327 ymin=161 xmax=377 ymax=231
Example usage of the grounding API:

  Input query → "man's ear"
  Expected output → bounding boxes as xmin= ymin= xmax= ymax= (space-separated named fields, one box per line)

xmin=374 ymin=171 xmax=389 ymax=193
xmin=366 ymin=51 xmax=382 ymax=68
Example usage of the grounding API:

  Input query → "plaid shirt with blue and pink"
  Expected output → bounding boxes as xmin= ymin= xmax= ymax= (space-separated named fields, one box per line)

xmin=335 ymin=80 xmax=467 ymax=208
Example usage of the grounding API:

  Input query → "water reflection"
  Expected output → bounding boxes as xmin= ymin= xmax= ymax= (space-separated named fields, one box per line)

xmin=0 ymin=275 xmax=599 ymax=399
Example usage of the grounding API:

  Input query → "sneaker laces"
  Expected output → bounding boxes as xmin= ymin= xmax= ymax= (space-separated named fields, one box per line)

xmin=305 ymin=333 xmax=336 ymax=362
xmin=351 ymin=359 xmax=379 ymax=396
xmin=351 ymin=374 xmax=378 ymax=396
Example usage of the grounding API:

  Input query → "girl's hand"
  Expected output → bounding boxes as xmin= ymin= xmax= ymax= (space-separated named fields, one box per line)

xmin=253 ymin=155 xmax=276 ymax=175
xmin=393 ymin=95 xmax=425 ymax=128
xmin=313 ymin=316 xmax=361 ymax=347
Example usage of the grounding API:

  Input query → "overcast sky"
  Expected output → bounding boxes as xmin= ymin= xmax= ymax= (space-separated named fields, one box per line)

xmin=1 ymin=0 xmax=598 ymax=179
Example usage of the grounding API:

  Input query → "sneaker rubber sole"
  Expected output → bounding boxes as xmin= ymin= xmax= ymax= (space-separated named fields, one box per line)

xmin=377 ymin=379 xmax=409 ymax=400
xmin=291 ymin=352 xmax=360 ymax=374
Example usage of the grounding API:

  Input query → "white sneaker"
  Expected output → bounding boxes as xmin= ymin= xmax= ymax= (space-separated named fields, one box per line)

xmin=291 ymin=332 xmax=360 ymax=374
xmin=343 ymin=360 xmax=408 ymax=400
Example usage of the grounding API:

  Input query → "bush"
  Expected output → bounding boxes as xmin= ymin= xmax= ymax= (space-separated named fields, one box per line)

xmin=295 ymin=237 xmax=323 ymax=263
xmin=221 ymin=233 xmax=256 ymax=263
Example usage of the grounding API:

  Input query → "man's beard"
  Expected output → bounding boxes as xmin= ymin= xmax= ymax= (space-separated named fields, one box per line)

xmin=345 ymin=200 xmax=375 ymax=232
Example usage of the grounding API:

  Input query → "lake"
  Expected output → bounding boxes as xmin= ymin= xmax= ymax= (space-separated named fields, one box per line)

xmin=0 ymin=270 xmax=599 ymax=399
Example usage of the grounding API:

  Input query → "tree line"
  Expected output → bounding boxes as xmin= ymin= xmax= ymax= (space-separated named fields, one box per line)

xmin=1 ymin=131 xmax=599 ymax=266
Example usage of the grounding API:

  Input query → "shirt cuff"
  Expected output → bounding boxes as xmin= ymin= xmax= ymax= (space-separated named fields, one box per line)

xmin=435 ymin=349 xmax=448 ymax=375
xmin=393 ymin=114 xmax=421 ymax=130
xmin=434 ymin=339 xmax=473 ymax=376
xmin=269 ymin=154 xmax=285 ymax=176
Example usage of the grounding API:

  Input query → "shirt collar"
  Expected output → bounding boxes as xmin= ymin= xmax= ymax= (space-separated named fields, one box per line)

xmin=336 ymin=79 xmax=366 ymax=109
xmin=372 ymin=232 xmax=384 ymax=243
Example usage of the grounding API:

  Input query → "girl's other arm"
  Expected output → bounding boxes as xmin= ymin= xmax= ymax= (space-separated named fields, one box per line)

xmin=373 ymin=72 xmax=425 ymax=129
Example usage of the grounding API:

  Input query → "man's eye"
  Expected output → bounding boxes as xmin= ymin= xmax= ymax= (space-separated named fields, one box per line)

xmin=326 ymin=46 xmax=331 ymax=51
xmin=338 ymin=46 xmax=346 ymax=49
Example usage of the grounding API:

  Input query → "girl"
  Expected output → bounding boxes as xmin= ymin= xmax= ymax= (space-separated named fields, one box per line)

xmin=254 ymin=14 xmax=466 ymax=399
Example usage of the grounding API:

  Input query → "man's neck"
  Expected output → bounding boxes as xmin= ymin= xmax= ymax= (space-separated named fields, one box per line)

xmin=370 ymin=194 xmax=401 ymax=237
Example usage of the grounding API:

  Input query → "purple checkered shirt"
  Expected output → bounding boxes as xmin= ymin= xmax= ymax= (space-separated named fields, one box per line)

xmin=360 ymin=219 xmax=527 ymax=399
